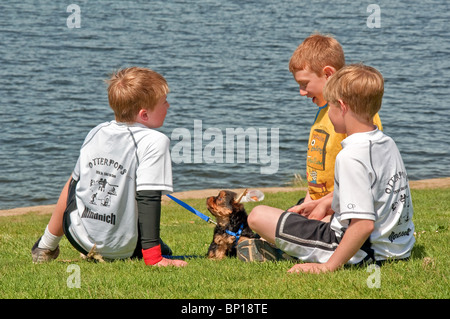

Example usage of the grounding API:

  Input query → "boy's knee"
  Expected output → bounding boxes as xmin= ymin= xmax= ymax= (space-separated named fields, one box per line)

xmin=248 ymin=205 xmax=266 ymax=229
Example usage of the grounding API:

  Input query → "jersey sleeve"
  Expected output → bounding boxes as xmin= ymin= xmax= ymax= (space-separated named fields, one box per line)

xmin=135 ymin=134 xmax=173 ymax=194
xmin=72 ymin=156 xmax=81 ymax=181
xmin=333 ymin=151 xmax=376 ymax=222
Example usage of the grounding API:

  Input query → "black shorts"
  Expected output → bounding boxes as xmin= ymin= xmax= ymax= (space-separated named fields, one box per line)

xmin=275 ymin=211 xmax=341 ymax=263
xmin=62 ymin=178 xmax=90 ymax=255
xmin=275 ymin=211 xmax=376 ymax=264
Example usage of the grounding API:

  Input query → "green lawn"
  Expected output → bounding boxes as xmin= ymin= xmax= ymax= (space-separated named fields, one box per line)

xmin=0 ymin=189 xmax=448 ymax=300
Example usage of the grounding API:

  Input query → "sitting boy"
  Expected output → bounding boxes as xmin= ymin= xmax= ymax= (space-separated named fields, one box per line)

xmin=247 ymin=64 xmax=415 ymax=273
xmin=288 ymin=33 xmax=383 ymax=220
xmin=32 ymin=67 xmax=187 ymax=267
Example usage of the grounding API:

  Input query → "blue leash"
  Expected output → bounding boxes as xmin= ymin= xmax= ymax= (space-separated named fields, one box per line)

xmin=166 ymin=194 xmax=244 ymax=244
xmin=166 ymin=194 xmax=217 ymax=225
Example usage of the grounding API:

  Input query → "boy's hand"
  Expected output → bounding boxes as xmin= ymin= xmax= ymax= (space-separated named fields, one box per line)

xmin=142 ymin=245 xmax=187 ymax=267
xmin=155 ymin=257 xmax=187 ymax=267
xmin=288 ymin=201 xmax=319 ymax=218
xmin=288 ymin=192 xmax=334 ymax=220
xmin=287 ymin=201 xmax=330 ymax=220
xmin=287 ymin=263 xmax=331 ymax=274
xmin=309 ymin=205 xmax=334 ymax=221
xmin=287 ymin=194 xmax=319 ymax=215
xmin=287 ymin=204 xmax=307 ymax=215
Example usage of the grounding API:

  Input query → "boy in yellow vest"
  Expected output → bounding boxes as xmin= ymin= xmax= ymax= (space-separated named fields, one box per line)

xmin=288 ymin=33 xmax=383 ymax=220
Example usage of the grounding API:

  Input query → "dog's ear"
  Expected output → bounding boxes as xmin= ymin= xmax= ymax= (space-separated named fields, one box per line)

xmin=231 ymin=196 xmax=245 ymax=212
xmin=235 ymin=189 xmax=248 ymax=203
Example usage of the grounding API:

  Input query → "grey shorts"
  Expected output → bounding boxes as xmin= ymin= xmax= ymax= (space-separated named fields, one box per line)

xmin=275 ymin=211 xmax=340 ymax=263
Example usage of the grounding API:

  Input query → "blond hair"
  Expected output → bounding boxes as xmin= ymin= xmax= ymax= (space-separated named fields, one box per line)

xmin=323 ymin=64 xmax=384 ymax=122
xmin=106 ymin=67 xmax=169 ymax=122
xmin=288 ymin=33 xmax=345 ymax=76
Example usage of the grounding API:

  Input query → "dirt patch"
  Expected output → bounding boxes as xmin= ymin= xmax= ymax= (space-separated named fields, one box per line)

xmin=1 ymin=177 xmax=449 ymax=217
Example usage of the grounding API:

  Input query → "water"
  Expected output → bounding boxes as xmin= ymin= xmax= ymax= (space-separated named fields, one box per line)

xmin=1 ymin=0 xmax=449 ymax=209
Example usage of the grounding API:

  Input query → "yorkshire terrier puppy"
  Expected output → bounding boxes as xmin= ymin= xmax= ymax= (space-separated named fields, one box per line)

xmin=206 ymin=190 xmax=257 ymax=260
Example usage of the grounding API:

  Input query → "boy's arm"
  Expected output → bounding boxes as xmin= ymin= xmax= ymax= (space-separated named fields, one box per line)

xmin=136 ymin=190 xmax=163 ymax=265
xmin=136 ymin=191 xmax=187 ymax=267
xmin=288 ymin=218 xmax=374 ymax=274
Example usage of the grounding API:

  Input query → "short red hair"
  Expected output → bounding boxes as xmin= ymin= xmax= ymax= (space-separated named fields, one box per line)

xmin=106 ymin=67 xmax=169 ymax=122
xmin=289 ymin=33 xmax=345 ymax=76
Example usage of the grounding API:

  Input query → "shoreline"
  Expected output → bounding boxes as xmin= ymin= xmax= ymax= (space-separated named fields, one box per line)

xmin=1 ymin=177 xmax=449 ymax=217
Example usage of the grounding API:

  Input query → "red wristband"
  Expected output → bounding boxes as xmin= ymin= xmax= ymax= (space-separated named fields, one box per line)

xmin=142 ymin=244 xmax=163 ymax=265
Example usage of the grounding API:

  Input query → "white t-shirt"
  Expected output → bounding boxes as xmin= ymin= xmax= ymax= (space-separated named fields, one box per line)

xmin=330 ymin=128 xmax=415 ymax=263
xmin=67 ymin=121 xmax=173 ymax=259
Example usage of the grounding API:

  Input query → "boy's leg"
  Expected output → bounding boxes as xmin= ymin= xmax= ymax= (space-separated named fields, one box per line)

xmin=32 ymin=176 xmax=72 ymax=263
xmin=238 ymin=206 xmax=292 ymax=262
xmin=245 ymin=206 xmax=339 ymax=263
xmin=247 ymin=205 xmax=284 ymax=244
xmin=48 ymin=176 xmax=72 ymax=236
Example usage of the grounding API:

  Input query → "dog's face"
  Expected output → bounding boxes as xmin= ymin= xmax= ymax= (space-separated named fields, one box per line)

xmin=206 ymin=190 xmax=240 ymax=221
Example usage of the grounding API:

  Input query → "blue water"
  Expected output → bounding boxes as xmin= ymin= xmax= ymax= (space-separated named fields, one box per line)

xmin=1 ymin=0 xmax=449 ymax=209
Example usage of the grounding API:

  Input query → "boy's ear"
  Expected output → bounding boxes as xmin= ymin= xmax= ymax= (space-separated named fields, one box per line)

xmin=338 ymin=99 xmax=349 ymax=114
xmin=323 ymin=66 xmax=337 ymax=79
xmin=138 ymin=108 xmax=150 ymax=121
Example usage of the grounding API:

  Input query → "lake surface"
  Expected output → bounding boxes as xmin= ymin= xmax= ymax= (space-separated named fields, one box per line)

xmin=1 ymin=0 xmax=449 ymax=209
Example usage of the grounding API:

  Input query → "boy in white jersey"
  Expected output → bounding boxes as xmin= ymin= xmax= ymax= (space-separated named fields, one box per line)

xmin=247 ymin=64 xmax=415 ymax=273
xmin=32 ymin=67 xmax=187 ymax=267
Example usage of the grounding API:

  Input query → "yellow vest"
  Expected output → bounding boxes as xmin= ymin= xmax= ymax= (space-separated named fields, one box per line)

xmin=306 ymin=105 xmax=383 ymax=200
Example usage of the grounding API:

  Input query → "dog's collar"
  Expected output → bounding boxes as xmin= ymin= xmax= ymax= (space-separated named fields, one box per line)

xmin=225 ymin=223 xmax=244 ymax=245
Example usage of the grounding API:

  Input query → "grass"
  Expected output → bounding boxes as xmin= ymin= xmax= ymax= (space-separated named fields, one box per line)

xmin=0 ymin=189 xmax=449 ymax=300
